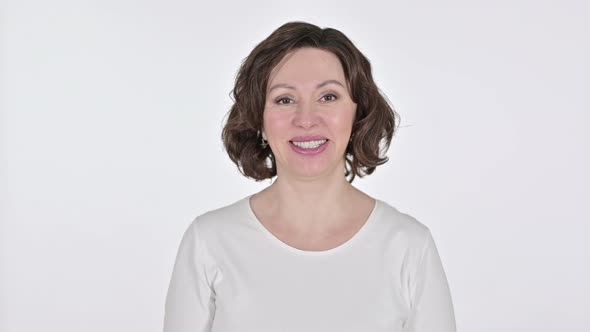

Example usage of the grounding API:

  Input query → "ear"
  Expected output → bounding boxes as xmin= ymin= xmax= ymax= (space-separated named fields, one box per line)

xmin=262 ymin=131 xmax=267 ymax=141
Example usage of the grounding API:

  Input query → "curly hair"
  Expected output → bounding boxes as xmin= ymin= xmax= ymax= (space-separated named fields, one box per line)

xmin=221 ymin=21 xmax=399 ymax=183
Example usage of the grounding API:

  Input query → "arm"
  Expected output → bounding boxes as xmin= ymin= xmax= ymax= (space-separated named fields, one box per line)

xmin=405 ymin=230 xmax=457 ymax=332
xmin=163 ymin=219 xmax=216 ymax=332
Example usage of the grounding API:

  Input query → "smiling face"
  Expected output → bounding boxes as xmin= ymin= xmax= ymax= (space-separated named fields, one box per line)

xmin=262 ymin=47 xmax=357 ymax=180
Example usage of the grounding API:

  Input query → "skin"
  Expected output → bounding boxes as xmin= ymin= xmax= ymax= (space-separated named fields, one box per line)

xmin=250 ymin=47 xmax=376 ymax=250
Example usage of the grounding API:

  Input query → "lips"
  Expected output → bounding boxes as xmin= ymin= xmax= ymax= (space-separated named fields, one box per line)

xmin=289 ymin=138 xmax=330 ymax=155
xmin=289 ymin=135 xmax=328 ymax=142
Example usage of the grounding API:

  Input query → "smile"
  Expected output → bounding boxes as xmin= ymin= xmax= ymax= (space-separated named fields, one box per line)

xmin=290 ymin=139 xmax=327 ymax=149
xmin=289 ymin=139 xmax=329 ymax=155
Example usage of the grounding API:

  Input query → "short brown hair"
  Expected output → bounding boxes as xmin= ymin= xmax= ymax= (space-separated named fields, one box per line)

xmin=221 ymin=21 xmax=399 ymax=183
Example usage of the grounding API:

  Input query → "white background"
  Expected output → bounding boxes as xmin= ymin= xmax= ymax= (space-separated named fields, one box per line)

xmin=1 ymin=0 xmax=588 ymax=331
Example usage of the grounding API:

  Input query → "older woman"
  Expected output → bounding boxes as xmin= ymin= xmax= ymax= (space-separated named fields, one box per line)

xmin=164 ymin=21 xmax=456 ymax=332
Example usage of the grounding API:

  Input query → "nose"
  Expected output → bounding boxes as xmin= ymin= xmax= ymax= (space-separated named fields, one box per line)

xmin=292 ymin=99 xmax=320 ymax=129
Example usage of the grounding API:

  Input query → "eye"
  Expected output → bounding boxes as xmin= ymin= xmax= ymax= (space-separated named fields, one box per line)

xmin=275 ymin=97 xmax=294 ymax=105
xmin=320 ymin=93 xmax=338 ymax=102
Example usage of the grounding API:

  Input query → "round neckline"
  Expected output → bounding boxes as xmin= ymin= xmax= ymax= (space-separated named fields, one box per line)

xmin=243 ymin=194 xmax=380 ymax=256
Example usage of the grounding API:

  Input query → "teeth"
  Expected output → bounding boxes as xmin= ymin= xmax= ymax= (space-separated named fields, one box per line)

xmin=292 ymin=139 xmax=327 ymax=149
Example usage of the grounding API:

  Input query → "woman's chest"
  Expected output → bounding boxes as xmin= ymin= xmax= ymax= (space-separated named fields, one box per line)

xmin=209 ymin=252 xmax=411 ymax=332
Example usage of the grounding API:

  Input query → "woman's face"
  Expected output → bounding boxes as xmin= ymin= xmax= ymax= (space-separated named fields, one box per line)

xmin=262 ymin=47 xmax=357 ymax=180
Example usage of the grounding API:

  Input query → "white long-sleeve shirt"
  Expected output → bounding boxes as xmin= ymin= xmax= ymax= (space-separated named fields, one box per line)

xmin=163 ymin=194 xmax=456 ymax=332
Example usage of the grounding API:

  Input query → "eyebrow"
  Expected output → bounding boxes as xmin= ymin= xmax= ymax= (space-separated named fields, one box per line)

xmin=268 ymin=79 xmax=345 ymax=92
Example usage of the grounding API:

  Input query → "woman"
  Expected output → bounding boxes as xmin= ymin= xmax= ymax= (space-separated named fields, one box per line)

xmin=163 ymin=21 xmax=456 ymax=332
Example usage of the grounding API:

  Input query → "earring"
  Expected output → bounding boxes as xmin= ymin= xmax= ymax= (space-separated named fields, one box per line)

xmin=259 ymin=130 xmax=268 ymax=148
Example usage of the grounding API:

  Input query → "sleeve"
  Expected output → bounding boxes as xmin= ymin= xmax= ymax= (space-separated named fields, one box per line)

xmin=404 ymin=230 xmax=457 ymax=332
xmin=163 ymin=219 xmax=216 ymax=332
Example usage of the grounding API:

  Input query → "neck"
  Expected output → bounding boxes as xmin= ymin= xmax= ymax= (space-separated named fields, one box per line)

xmin=260 ymin=167 xmax=360 ymax=232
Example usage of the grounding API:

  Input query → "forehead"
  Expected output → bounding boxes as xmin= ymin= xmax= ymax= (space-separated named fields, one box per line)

xmin=267 ymin=47 xmax=346 ymax=90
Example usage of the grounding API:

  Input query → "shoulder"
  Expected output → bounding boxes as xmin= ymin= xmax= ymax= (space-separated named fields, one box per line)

xmin=183 ymin=195 xmax=249 ymax=240
xmin=373 ymin=199 xmax=434 ymax=250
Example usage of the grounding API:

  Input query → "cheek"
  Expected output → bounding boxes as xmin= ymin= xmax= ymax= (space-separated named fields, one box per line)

xmin=328 ymin=106 xmax=356 ymax=131
xmin=263 ymin=111 xmax=290 ymax=134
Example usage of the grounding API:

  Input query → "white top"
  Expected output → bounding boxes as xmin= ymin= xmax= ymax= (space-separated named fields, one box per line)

xmin=163 ymin=194 xmax=456 ymax=332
